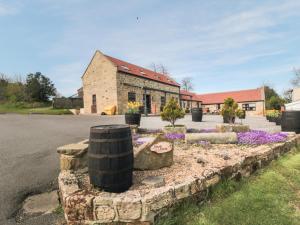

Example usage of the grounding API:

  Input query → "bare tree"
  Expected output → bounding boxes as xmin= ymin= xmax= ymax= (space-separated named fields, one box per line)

xmin=149 ymin=63 xmax=169 ymax=75
xmin=181 ymin=77 xmax=193 ymax=91
xmin=291 ymin=67 xmax=300 ymax=87
xmin=283 ymin=89 xmax=293 ymax=103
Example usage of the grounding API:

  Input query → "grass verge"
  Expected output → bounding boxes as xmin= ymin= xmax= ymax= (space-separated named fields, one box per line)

xmin=0 ymin=103 xmax=72 ymax=115
xmin=157 ymin=148 xmax=300 ymax=225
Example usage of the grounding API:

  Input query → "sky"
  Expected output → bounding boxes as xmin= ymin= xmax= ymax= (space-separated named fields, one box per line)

xmin=0 ymin=0 xmax=300 ymax=97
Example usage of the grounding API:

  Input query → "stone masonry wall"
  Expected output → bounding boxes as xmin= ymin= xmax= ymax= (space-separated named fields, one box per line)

xmin=58 ymin=135 xmax=300 ymax=225
xmin=116 ymin=72 xmax=180 ymax=114
xmin=82 ymin=51 xmax=118 ymax=114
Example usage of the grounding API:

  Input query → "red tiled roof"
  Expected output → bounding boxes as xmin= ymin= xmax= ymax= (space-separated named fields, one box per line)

xmin=197 ymin=88 xmax=264 ymax=104
xmin=105 ymin=55 xmax=180 ymax=87
xmin=180 ymin=90 xmax=202 ymax=102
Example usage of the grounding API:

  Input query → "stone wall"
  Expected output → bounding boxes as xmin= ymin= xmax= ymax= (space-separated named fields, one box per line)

xmin=116 ymin=72 xmax=180 ymax=114
xmin=58 ymin=135 xmax=300 ymax=225
xmin=82 ymin=51 xmax=118 ymax=114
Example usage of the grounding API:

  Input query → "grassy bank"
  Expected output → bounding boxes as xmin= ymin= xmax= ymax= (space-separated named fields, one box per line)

xmin=0 ymin=102 xmax=72 ymax=115
xmin=158 ymin=148 xmax=300 ymax=225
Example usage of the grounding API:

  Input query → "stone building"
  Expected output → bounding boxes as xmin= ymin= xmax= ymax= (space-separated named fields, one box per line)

xmin=82 ymin=51 xmax=180 ymax=114
xmin=180 ymin=90 xmax=202 ymax=110
xmin=197 ymin=87 xmax=266 ymax=116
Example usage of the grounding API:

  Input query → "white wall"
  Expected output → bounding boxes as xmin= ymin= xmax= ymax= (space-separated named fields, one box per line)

xmin=285 ymin=101 xmax=300 ymax=110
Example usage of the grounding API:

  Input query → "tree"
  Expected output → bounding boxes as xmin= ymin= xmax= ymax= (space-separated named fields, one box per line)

xmin=291 ymin=67 xmax=300 ymax=87
xmin=25 ymin=72 xmax=56 ymax=102
xmin=0 ymin=73 xmax=9 ymax=101
xmin=149 ymin=63 xmax=169 ymax=75
xmin=268 ymin=96 xmax=285 ymax=110
xmin=264 ymin=85 xmax=285 ymax=110
xmin=181 ymin=77 xmax=193 ymax=91
xmin=6 ymin=82 xmax=26 ymax=102
xmin=283 ymin=89 xmax=293 ymax=103
xmin=161 ymin=97 xmax=185 ymax=127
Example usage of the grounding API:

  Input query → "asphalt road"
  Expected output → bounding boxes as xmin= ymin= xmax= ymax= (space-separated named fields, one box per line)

xmin=0 ymin=114 xmax=280 ymax=224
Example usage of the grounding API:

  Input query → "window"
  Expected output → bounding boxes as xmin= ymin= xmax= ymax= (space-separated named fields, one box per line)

xmin=242 ymin=103 xmax=256 ymax=111
xmin=92 ymin=95 xmax=96 ymax=105
xmin=216 ymin=104 xmax=221 ymax=110
xmin=128 ymin=92 xmax=136 ymax=102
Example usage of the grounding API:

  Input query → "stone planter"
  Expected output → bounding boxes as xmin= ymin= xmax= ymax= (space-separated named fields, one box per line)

xmin=216 ymin=124 xmax=250 ymax=133
xmin=125 ymin=113 xmax=141 ymax=126
xmin=163 ymin=125 xmax=187 ymax=134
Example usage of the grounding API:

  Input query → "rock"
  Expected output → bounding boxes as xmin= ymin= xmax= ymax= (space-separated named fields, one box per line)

xmin=57 ymin=142 xmax=88 ymax=156
xmin=141 ymin=186 xmax=174 ymax=221
xmin=218 ymin=151 xmax=231 ymax=160
xmin=163 ymin=125 xmax=187 ymax=134
xmin=22 ymin=191 xmax=59 ymax=216
xmin=216 ymin=124 xmax=250 ymax=133
xmin=197 ymin=157 xmax=208 ymax=165
xmin=134 ymin=141 xmax=173 ymax=170
xmin=93 ymin=193 xmax=116 ymax=223
xmin=113 ymin=191 xmax=142 ymax=221
xmin=60 ymin=153 xmax=87 ymax=171
xmin=185 ymin=132 xmax=238 ymax=144
xmin=142 ymin=176 xmax=165 ymax=188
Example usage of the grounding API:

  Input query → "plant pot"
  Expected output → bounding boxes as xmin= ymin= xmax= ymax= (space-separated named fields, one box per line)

xmin=269 ymin=117 xmax=276 ymax=123
xmin=191 ymin=108 xmax=203 ymax=122
xmin=275 ymin=117 xmax=281 ymax=125
xmin=223 ymin=116 xmax=235 ymax=124
xmin=125 ymin=113 xmax=141 ymax=126
xmin=281 ymin=111 xmax=300 ymax=133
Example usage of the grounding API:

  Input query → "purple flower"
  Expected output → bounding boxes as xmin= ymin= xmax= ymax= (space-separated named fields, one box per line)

xmin=237 ymin=130 xmax=288 ymax=145
xmin=164 ymin=133 xmax=185 ymax=140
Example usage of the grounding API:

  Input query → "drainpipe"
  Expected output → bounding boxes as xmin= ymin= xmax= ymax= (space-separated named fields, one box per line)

xmin=144 ymin=88 xmax=148 ymax=117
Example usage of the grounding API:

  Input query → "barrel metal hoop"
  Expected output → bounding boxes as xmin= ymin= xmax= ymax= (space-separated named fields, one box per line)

xmin=90 ymin=137 xmax=131 ymax=142
xmin=88 ymin=151 xmax=133 ymax=159
xmin=89 ymin=166 xmax=132 ymax=174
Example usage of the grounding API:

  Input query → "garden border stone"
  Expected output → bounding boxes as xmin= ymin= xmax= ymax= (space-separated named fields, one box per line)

xmin=58 ymin=135 xmax=300 ymax=225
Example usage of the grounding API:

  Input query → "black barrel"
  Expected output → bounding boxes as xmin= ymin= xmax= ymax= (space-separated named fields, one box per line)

xmin=192 ymin=108 xmax=203 ymax=122
xmin=88 ymin=125 xmax=133 ymax=193
xmin=281 ymin=111 xmax=300 ymax=134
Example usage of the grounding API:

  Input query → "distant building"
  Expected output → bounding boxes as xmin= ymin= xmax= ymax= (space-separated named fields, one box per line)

xmin=285 ymin=87 xmax=300 ymax=110
xmin=197 ymin=88 xmax=266 ymax=116
xmin=81 ymin=50 xmax=180 ymax=114
xmin=292 ymin=87 xmax=300 ymax=102
xmin=180 ymin=90 xmax=202 ymax=110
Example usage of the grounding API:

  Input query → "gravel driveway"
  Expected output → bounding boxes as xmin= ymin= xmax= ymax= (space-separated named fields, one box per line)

xmin=0 ymin=114 xmax=280 ymax=225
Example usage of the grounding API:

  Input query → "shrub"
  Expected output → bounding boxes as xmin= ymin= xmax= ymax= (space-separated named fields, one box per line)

xmin=221 ymin=98 xmax=238 ymax=123
xmin=266 ymin=110 xmax=281 ymax=118
xmin=236 ymin=109 xmax=246 ymax=119
xmin=161 ymin=97 xmax=185 ymax=127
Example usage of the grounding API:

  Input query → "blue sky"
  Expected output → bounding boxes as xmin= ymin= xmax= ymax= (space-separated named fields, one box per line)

xmin=0 ymin=0 xmax=300 ymax=96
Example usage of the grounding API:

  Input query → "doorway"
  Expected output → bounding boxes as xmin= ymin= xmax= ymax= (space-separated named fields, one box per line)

xmin=143 ymin=94 xmax=151 ymax=114
xmin=91 ymin=94 xmax=97 ymax=113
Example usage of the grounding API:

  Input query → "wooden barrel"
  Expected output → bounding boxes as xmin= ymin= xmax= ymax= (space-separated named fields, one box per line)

xmin=192 ymin=108 xmax=203 ymax=122
xmin=88 ymin=125 xmax=133 ymax=193
xmin=281 ymin=111 xmax=300 ymax=134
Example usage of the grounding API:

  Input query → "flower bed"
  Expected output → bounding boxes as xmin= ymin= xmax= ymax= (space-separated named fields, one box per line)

xmin=57 ymin=129 xmax=299 ymax=225
xmin=237 ymin=130 xmax=288 ymax=145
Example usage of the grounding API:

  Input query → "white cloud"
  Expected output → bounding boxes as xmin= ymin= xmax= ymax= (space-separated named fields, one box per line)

xmin=0 ymin=2 xmax=19 ymax=16
xmin=38 ymin=0 xmax=300 ymax=95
